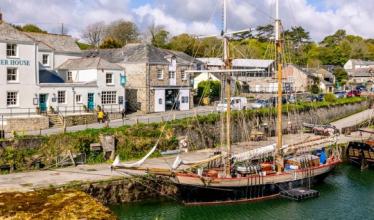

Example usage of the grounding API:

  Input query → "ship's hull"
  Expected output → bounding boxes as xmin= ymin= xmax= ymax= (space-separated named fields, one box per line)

xmin=175 ymin=161 xmax=339 ymax=205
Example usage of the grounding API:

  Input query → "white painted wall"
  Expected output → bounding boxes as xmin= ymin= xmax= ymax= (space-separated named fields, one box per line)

xmin=154 ymin=89 xmax=165 ymax=112
xmin=38 ymin=50 xmax=54 ymax=70
xmin=0 ymin=42 xmax=39 ymax=113
xmin=179 ymin=89 xmax=190 ymax=111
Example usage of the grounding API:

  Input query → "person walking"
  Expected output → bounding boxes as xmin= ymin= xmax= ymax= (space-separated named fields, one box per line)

xmin=97 ymin=110 xmax=104 ymax=123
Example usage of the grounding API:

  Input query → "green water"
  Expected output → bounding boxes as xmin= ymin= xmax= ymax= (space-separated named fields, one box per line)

xmin=110 ymin=165 xmax=374 ymax=220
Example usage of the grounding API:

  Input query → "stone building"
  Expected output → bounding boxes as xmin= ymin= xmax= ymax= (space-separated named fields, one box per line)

xmin=344 ymin=59 xmax=374 ymax=86
xmin=86 ymin=43 xmax=200 ymax=113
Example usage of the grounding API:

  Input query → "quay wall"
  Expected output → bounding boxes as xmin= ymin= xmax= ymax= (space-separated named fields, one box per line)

xmin=176 ymin=101 xmax=369 ymax=150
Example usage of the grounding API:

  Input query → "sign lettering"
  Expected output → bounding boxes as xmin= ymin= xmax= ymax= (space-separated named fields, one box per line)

xmin=0 ymin=59 xmax=30 ymax=66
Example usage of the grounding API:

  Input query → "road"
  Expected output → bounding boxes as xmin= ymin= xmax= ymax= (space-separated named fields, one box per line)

xmin=8 ymin=106 xmax=216 ymax=137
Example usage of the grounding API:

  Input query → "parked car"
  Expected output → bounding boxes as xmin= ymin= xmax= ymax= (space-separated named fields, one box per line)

xmin=356 ymin=85 xmax=367 ymax=92
xmin=334 ymin=91 xmax=346 ymax=99
xmin=347 ymin=90 xmax=361 ymax=97
xmin=304 ymin=94 xmax=320 ymax=102
xmin=251 ymin=99 xmax=270 ymax=109
xmin=216 ymin=97 xmax=249 ymax=112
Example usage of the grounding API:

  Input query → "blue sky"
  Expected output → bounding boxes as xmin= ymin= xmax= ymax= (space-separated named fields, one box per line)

xmin=1 ymin=0 xmax=373 ymax=41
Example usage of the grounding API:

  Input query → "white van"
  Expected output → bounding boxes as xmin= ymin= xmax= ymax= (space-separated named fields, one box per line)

xmin=216 ymin=97 xmax=249 ymax=112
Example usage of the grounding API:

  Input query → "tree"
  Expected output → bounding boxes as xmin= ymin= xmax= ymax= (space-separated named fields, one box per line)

xmin=168 ymin=34 xmax=197 ymax=56
xmin=99 ymin=37 xmax=122 ymax=49
xmin=285 ymin=26 xmax=310 ymax=46
xmin=197 ymin=80 xmax=221 ymax=100
xmin=149 ymin=24 xmax=170 ymax=48
xmin=106 ymin=20 xmax=139 ymax=46
xmin=82 ymin=22 xmax=106 ymax=48
xmin=256 ymin=24 xmax=274 ymax=42
xmin=21 ymin=24 xmax=47 ymax=33
xmin=333 ymin=66 xmax=348 ymax=86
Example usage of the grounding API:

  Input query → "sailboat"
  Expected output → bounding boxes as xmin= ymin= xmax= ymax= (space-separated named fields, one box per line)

xmin=112 ymin=0 xmax=342 ymax=205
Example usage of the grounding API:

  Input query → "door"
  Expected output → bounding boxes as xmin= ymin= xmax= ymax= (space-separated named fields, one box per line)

xmin=154 ymin=89 xmax=165 ymax=112
xmin=87 ymin=93 xmax=95 ymax=111
xmin=39 ymin=94 xmax=48 ymax=113
xmin=179 ymin=89 xmax=190 ymax=111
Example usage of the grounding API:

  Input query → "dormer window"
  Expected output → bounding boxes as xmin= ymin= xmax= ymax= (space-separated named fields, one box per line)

xmin=42 ymin=54 xmax=49 ymax=66
xmin=6 ymin=44 xmax=17 ymax=57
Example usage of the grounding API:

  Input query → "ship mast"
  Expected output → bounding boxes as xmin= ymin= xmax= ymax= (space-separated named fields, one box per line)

xmin=275 ymin=0 xmax=284 ymax=173
xmin=223 ymin=0 xmax=232 ymax=177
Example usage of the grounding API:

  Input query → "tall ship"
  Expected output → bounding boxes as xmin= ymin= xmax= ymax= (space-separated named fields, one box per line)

xmin=113 ymin=0 xmax=342 ymax=205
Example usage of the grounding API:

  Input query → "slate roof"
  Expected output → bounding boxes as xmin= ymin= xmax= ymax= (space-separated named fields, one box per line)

xmin=39 ymin=69 xmax=65 ymax=83
xmin=0 ymin=21 xmax=34 ymax=43
xmin=351 ymin=59 xmax=374 ymax=66
xmin=197 ymin=58 xmax=225 ymax=67
xmin=24 ymin=32 xmax=81 ymax=53
xmin=57 ymin=57 xmax=123 ymax=70
xmin=232 ymin=59 xmax=274 ymax=68
xmin=85 ymin=43 xmax=200 ymax=65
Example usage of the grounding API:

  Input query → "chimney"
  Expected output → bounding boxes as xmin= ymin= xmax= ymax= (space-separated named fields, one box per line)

xmin=0 ymin=12 xmax=2 ymax=22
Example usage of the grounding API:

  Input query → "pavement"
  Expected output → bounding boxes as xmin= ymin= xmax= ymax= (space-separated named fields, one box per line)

xmin=5 ymin=106 xmax=216 ymax=137
xmin=331 ymin=108 xmax=374 ymax=131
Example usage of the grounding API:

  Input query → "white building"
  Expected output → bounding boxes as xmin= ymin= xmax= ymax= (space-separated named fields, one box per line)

xmin=344 ymin=59 xmax=374 ymax=86
xmin=0 ymin=18 xmax=125 ymax=120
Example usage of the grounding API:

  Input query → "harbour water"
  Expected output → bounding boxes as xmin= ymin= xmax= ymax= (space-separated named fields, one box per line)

xmin=110 ymin=164 xmax=374 ymax=220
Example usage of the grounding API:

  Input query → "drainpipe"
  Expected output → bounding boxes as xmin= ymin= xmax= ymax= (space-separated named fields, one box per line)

xmin=146 ymin=63 xmax=150 ymax=113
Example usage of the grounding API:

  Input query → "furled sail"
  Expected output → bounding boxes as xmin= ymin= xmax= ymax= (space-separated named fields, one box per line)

xmin=112 ymin=144 xmax=158 ymax=168
xmin=231 ymin=144 xmax=276 ymax=163
xmin=172 ymin=154 xmax=224 ymax=170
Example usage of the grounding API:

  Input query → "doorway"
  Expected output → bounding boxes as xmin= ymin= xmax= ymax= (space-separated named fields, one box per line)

xmin=87 ymin=93 xmax=95 ymax=111
xmin=39 ymin=94 xmax=48 ymax=113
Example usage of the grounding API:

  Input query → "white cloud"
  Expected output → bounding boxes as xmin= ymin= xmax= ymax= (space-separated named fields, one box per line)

xmin=1 ymin=0 xmax=374 ymax=41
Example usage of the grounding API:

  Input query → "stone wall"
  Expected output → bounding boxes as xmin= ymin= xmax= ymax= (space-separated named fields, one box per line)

xmin=81 ymin=176 xmax=177 ymax=205
xmin=3 ymin=116 xmax=49 ymax=132
xmin=174 ymin=101 xmax=369 ymax=150
xmin=63 ymin=113 xmax=123 ymax=127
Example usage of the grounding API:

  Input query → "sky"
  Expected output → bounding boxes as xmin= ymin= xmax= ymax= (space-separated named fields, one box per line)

xmin=1 ymin=0 xmax=374 ymax=42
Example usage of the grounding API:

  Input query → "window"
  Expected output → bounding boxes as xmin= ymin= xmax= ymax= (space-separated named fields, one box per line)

xmin=181 ymin=96 xmax=189 ymax=104
xmin=7 ymin=68 xmax=17 ymax=82
xmin=75 ymin=94 xmax=82 ymax=103
xmin=58 ymin=91 xmax=66 ymax=104
xmin=181 ymin=70 xmax=187 ymax=80
xmin=157 ymin=69 xmax=163 ymax=80
xmin=101 ymin=91 xmax=116 ymax=104
xmin=7 ymin=91 xmax=18 ymax=106
xmin=6 ymin=44 xmax=17 ymax=57
xmin=169 ymin=71 xmax=175 ymax=79
xmin=106 ymin=73 xmax=113 ymax=84
xmin=42 ymin=54 xmax=49 ymax=65
xmin=67 ymin=72 xmax=73 ymax=81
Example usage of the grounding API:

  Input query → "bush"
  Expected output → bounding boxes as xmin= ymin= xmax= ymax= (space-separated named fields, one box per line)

xmin=197 ymin=80 xmax=221 ymax=100
xmin=324 ymin=93 xmax=337 ymax=102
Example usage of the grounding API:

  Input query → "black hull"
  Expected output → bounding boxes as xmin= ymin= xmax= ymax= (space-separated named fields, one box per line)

xmin=178 ymin=172 xmax=331 ymax=205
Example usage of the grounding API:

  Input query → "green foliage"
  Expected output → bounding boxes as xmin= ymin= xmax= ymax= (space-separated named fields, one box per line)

xmin=333 ymin=66 xmax=348 ymax=86
xmin=76 ymin=41 xmax=93 ymax=50
xmin=151 ymin=29 xmax=170 ymax=48
xmin=21 ymin=24 xmax=47 ymax=33
xmin=100 ymin=37 xmax=122 ymax=49
xmin=324 ymin=93 xmax=337 ymax=102
xmin=197 ymin=80 xmax=221 ymax=99
xmin=310 ymin=84 xmax=320 ymax=94
xmin=106 ymin=20 xmax=139 ymax=46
